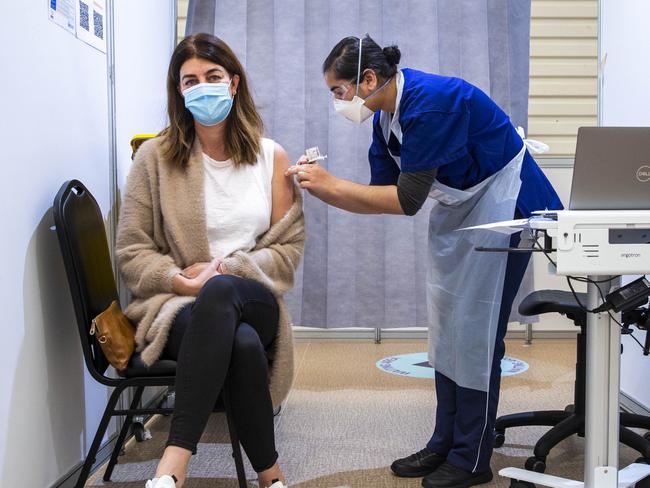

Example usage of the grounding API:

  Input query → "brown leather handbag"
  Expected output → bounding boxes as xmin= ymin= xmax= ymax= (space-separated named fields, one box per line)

xmin=90 ymin=300 xmax=136 ymax=371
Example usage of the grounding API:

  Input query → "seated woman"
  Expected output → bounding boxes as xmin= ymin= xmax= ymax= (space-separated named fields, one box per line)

xmin=116 ymin=33 xmax=305 ymax=488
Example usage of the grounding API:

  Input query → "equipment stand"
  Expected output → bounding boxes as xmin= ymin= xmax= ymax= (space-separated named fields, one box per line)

xmin=500 ymin=277 xmax=650 ymax=487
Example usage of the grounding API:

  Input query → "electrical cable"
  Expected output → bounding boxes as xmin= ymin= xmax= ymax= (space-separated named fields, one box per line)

xmin=571 ymin=276 xmax=622 ymax=284
xmin=626 ymin=329 xmax=647 ymax=350
xmin=533 ymin=231 xmax=647 ymax=353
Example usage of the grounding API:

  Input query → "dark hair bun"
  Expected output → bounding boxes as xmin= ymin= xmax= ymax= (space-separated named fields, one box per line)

xmin=382 ymin=45 xmax=401 ymax=66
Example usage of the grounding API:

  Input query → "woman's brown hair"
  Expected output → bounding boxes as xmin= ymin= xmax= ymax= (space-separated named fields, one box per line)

xmin=161 ymin=33 xmax=263 ymax=167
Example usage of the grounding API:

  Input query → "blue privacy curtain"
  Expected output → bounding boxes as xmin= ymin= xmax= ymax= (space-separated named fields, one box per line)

xmin=185 ymin=0 xmax=535 ymax=328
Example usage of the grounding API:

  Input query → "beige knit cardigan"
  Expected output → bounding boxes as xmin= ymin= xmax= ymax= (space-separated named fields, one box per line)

xmin=115 ymin=136 xmax=305 ymax=407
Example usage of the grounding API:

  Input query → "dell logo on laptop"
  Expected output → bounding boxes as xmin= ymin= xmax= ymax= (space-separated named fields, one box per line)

xmin=637 ymin=165 xmax=650 ymax=182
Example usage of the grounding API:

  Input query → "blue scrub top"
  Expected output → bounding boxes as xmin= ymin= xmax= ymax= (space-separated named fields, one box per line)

xmin=368 ymin=68 xmax=563 ymax=217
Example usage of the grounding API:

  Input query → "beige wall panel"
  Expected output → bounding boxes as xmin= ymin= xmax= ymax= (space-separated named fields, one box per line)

xmin=530 ymin=0 xmax=597 ymax=157
xmin=531 ymin=18 xmax=597 ymax=38
xmin=530 ymin=77 xmax=597 ymax=97
xmin=532 ymin=1 xmax=597 ymax=19
xmin=529 ymin=116 xmax=598 ymax=136
xmin=531 ymin=38 xmax=598 ymax=57
xmin=534 ymin=136 xmax=583 ymax=155
xmin=530 ymin=98 xmax=597 ymax=116
xmin=530 ymin=58 xmax=596 ymax=77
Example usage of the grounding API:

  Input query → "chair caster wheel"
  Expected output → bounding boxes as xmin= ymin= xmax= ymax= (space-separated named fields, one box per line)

xmin=494 ymin=430 xmax=506 ymax=448
xmin=644 ymin=431 xmax=650 ymax=442
xmin=525 ymin=456 xmax=547 ymax=473
xmin=510 ymin=480 xmax=535 ymax=488
xmin=564 ymin=404 xmax=575 ymax=413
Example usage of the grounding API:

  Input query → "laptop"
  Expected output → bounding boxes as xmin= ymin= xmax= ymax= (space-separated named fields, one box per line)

xmin=569 ymin=127 xmax=650 ymax=210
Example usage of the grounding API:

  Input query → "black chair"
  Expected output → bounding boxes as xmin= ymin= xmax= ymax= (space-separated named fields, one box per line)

xmin=54 ymin=180 xmax=248 ymax=488
xmin=494 ymin=290 xmax=650 ymax=475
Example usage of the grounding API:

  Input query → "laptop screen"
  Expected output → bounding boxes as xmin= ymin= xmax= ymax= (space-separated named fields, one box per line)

xmin=569 ymin=127 xmax=650 ymax=210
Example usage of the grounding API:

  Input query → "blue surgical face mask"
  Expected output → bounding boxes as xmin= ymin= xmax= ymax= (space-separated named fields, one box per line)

xmin=183 ymin=81 xmax=233 ymax=126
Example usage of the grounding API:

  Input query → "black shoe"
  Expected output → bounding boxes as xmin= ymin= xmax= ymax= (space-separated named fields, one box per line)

xmin=422 ymin=461 xmax=493 ymax=488
xmin=391 ymin=448 xmax=446 ymax=478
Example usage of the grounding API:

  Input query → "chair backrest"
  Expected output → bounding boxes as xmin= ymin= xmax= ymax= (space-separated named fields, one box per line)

xmin=130 ymin=133 xmax=156 ymax=159
xmin=53 ymin=180 xmax=118 ymax=377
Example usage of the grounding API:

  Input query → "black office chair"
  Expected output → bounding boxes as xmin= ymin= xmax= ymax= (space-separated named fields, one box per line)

xmin=54 ymin=180 xmax=248 ymax=488
xmin=494 ymin=290 xmax=650 ymax=476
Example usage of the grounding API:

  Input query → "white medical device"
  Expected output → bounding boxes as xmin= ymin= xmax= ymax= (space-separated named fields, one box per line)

xmin=305 ymin=146 xmax=327 ymax=163
xmin=481 ymin=127 xmax=650 ymax=487
xmin=530 ymin=210 xmax=650 ymax=275
xmin=497 ymin=210 xmax=650 ymax=488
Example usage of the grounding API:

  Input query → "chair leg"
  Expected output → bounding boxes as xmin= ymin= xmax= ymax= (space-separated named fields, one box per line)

xmin=621 ymin=426 xmax=650 ymax=459
xmin=75 ymin=386 xmax=125 ymax=488
xmin=533 ymin=413 xmax=584 ymax=460
xmin=496 ymin=410 xmax=570 ymax=432
xmin=223 ymin=387 xmax=247 ymax=488
xmin=103 ymin=386 xmax=145 ymax=481
xmin=621 ymin=412 xmax=650 ymax=431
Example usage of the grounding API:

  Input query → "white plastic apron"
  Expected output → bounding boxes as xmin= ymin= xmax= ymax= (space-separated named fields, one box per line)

xmin=379 ymin=72 xmax=526 ymax=391
xmin=424 ymin=146 xmax=524 ymax=392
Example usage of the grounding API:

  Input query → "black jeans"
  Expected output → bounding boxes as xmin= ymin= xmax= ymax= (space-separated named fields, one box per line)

xmin=163 ymin=274 xmax=280 ymax=472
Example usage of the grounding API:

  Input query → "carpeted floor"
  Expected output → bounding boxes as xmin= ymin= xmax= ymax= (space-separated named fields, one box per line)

xmin=87 ymin=339 xmax=641 ymax=487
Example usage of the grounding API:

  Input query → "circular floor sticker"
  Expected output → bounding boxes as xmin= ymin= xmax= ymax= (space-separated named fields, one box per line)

xmin=376 ymin=352 xmax=529 ymax=379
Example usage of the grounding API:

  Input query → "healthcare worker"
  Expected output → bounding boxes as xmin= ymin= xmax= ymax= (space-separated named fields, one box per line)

xmin=286 ymin=35 xmax=563 ymax=488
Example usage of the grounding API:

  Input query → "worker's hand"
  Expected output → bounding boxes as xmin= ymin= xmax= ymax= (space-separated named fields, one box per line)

xmin=295 ymin=154 xmax=310 ymax=165
xmin=285 ymin=161 xmax=338 ymax=199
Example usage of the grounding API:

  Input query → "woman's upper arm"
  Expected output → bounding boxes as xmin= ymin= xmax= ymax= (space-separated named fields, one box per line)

xmin=270 ymin=142 xmax=295 ymax=225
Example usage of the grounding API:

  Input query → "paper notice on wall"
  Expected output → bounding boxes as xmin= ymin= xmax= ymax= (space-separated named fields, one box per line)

xmin=48 ymin=0 xmax=76 ymax=35
xmin=75 ymin=0 xmax=106 ymax=53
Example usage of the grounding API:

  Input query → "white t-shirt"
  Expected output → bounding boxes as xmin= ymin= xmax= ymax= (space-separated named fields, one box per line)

xmin=203 ymin=138 xmax=274 ymax=259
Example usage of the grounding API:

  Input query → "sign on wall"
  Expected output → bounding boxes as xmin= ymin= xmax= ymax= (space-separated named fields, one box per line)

xmin=47 ymin=0 xmax=106 ymax=52
xmin=48 ymin=0 xmax=76 ymax=34
xmin=75 ymin=0 xmax=106 ymax=52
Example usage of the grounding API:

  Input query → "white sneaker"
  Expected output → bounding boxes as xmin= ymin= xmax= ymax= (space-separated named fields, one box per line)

xmin=144 ymin=474 xmax=177 ymax=488
xmin=268 ymin=481 xmax=288 ymax=488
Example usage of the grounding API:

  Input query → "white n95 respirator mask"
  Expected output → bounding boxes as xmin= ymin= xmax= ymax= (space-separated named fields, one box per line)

xmin=333 ymin=95 xmax=375 ymax=124
xmin=332 ymin=37 xmax=390 ymax=124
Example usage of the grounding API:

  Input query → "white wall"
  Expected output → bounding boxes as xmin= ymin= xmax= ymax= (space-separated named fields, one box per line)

xmin=0 ymin=2 xmax=110 ymax=486
xmin=0 ymin=2 xmax=172 ymax=487
xmin=601 ymin=1 xmax=650 ymax=126
xmin=114 ymin=0 xmax=174 ymax=190
xmin=600 ymin=0 xmax=650 ymax=411
xmin=113 ymin=0 xmax=175 ymax=408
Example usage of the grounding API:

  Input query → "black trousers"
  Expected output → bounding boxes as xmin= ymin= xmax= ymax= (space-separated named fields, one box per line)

xmin=163 ymin=274 xmax=280 ymax=472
